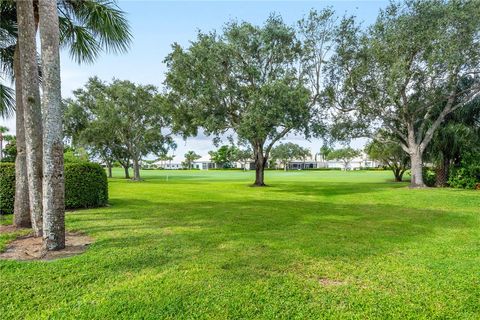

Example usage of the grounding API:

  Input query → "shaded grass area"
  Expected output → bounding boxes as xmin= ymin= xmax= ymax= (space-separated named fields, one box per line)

xmin=1 ymin=170 xmax=479 ymax=319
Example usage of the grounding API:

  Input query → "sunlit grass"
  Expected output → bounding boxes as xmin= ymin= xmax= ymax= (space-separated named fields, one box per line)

xmin=1 ymin=169 xmax=479 ymax=319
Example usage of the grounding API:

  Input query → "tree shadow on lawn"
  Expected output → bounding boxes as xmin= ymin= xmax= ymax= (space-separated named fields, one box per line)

xmin=268 ymin=180 xmax=408 ymax=197
xmin=68 ymin=197 xmax=474 ymax=276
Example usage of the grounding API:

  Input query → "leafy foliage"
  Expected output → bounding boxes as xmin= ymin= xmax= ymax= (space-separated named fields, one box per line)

xmin=0 ymin=163 xmax=14 ymax=214
xmin=165 ymin=10 xmax=342 ymax=185
xmin=0 ymin=162 xmax=108 ymax=213
xmin=208 ymin=145 xmax=239 ymax=169
xmin=64 ymin=77 xmax=176 ymax=180
xmin=448 ymin=152 xmax=480 ymax=189
xmin=270 ymin=142 xmax=310 ymax=170
xmin=365 ymin=131 xmax=409 ymax=181
xmin=64 ymin=162 xmax=108 ymax=208
xmin=326 ymin=147 xmax=360 ymax=170
xmin=327 ymin=0 xmax=480 ymax=187
xmin=0 ymin=136 xmax=16 ymax=162
xmin=64 ymin=146 xmax=90 ymax=164
xmin=183 ymin=151 xmax=201 ymax=169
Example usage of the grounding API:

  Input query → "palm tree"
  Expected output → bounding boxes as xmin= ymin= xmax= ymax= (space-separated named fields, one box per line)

xmin=1 ymin=0 xmax=131 ymax=229
xmin=427 ymin=88 xmax=480 ymax=187
xmin=39 ymin=0 xmax=64 ymax=250
xmin=0 ymin=0 xmax=16 ymax=119
xmin=16 ymin=0 xmax=43 ymax=235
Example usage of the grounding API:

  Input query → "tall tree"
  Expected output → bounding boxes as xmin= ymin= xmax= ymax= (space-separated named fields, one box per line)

xmin=234 ymin=147 xmax=253 ymax=171
xmin=2 ymin=0 xmax=131 ymax=227
xmin=208 ymin=145 xmax=239 ymax=169
xmin=365 ymin=131 xmax=410 ymax=182
xmin=165 ymin=10 xmax=340 ymax=186
xmin=16 ymin=0 xmax=43 ymax=236
xmin=39 ymin=0 xmax=64 ymax=250
xmin=270 ymin=142 xmax=306 ymax=171
xmin=326 ymin=147 xmax=360 ymax=170
xmin=183 ymin=151 xmax=201 ymax=170
xmin=327 ymin=0 xmax=480 ymax=187
xmin=12 ymin=45 xmax=30 ymax=227
xmin=64 ymin=78 xmax=175 ymax=181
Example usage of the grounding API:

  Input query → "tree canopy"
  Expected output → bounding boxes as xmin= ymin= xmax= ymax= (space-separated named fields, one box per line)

xmin=326 ymin=147 xmax=360 ymax=170
xmin=164 ymin=9 xmax=344 ymax=185
xmin=183 ymin=151 xmax=201 ymax=169
xmin=64 ymin=77 xmax=175 ymax=181
xmin=270 ymin=142 xmax=310 ymax=170
xmin=327 ymin=0 xmax=480 ymax=187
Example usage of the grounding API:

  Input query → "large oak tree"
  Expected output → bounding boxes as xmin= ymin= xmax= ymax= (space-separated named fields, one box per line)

xmin=327 ymin=0 xmax=480 ymax=187
xmin=165 ymin=11 xmax=341 ymax=186
xmin=64 ymin=78 xmax=175 ymax=181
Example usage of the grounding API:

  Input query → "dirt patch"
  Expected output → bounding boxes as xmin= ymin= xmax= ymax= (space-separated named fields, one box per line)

xmin=318 ymin=277 xmax=345 ymax=286
xmin=0 ymin=225 xmax=27 ymax=233
xmin=0 ymin=231 xmax=93 ymax=261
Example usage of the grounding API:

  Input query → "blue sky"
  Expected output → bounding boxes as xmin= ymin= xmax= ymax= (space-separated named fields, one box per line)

xmin=1 ymin=0 xmax=389 ymax=161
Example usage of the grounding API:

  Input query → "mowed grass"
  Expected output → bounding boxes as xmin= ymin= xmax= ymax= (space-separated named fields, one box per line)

xmin=1 ymin=169 xmax=479 ymax=319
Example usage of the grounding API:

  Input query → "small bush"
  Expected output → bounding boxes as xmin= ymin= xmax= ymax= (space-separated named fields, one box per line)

xmin=0 ymin=163 xmax=15 ymax=214
xmin=0 ymin=162 xmax=108 ymax=214
xmin=422 ymin=168 xmax=437 ymax=187
xmin=65 ymin=162 xmax=108 ymax=208
xmin=449 ymin=165 xmax=480 ymax=189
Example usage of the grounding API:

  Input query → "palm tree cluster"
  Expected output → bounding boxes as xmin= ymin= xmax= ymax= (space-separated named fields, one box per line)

xmin=0 ymin=0 xmax=131 ymax=251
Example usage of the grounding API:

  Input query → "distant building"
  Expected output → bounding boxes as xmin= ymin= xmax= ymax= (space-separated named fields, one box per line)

xmin=148 ymin=150 xmax=379 ymax=170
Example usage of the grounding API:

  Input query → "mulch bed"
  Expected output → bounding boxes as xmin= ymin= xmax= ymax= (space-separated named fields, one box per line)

xmin=0 ymin=226 xmax=93 ymax=261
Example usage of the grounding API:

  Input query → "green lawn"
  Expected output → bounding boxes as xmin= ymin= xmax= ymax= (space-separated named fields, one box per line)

xmin=1 ymin=170 xmax=479 ymax=319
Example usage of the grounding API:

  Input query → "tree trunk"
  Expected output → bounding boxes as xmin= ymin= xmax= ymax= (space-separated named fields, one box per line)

xmin=393 ymin=167 xmax=404 ymax=182
xmin=17 ymin=0 xmax=43 ymax=236
xmin=253 ymin=152 xmax=267 ymax=186
xmin=435 ymin=157 xmax=450 ymax=187
xmin=132 ymin=157 xmax=141 ymax=181
xmin=409 ymin=148 xmax=425 ymax=188
xmin=123 ymin=165 xmax=130 ymax=179
xmin=107 ymin=163 xmax=113 ymax=178
xmin=13 ymin=46 xmax=31 ymax=228
xmin=39 ymin=0 xmax=65 ymax=250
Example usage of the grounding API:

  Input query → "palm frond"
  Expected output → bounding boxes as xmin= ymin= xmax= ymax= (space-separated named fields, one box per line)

xmin=0 ymin=44 xmax=15 ymax=81
xmin=0 ymin=82 xmax=15 ymax=119
xmin=59 ymin=16 xmax=102 ymax=63
xmin=58 ymin=0 xmax=132 ymax=64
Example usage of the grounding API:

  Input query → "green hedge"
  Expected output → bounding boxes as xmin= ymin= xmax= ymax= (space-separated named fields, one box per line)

xmin=0 ymin=162 xmax=108 ymax=214
xmin=65 ymin=163 xmax=109 ymax=208
xmin=0 ymin=163 xmax=15 ymax=214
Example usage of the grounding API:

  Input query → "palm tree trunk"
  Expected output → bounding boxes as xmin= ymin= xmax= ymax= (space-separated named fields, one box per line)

xmin=17 ymin=0 xmax=43 ymax=236
xmin=13 ymin=46 xmax=31 ymax=228
xmin=39 ymin=0 xmax=65 ymax=250
xmin=435 ymin=158 xmax=450 ymax=187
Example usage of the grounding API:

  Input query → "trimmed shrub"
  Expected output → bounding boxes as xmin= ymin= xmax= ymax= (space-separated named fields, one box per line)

xmin=0 ymin=163 xmax=15 ymax=214
xmin=0 ymin=162 xmax=108 ymax=214
xmin=65 ymin=162 xmax=108 ymax=208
